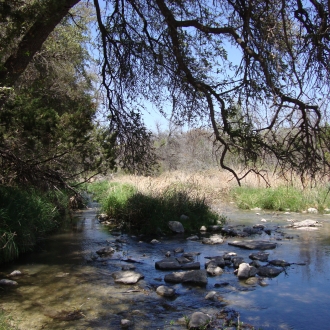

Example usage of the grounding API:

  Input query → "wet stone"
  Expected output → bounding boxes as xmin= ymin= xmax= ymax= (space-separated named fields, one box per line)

xmin=205 ymin=256 xmax=226 ymax=268
xmin=0 ymin=279 xmax=18 ymax=286
xmin=245 ymin=277 xmax=259 ymax=285
xmin=268 ymin=259 xmax=291 ymax=267
xmin=8 ymin=270 xmax=22 ymax=277
xmin=155 ymin=258 xmax=200 ymax=270
xmin=206 ymin=263 xmax=224 ymax=276
xmin=156 ymin=285 xmax=176 ymax=297
xmin=168 ymin=221 xmax=185 ymax=233
xmin=188 ymin=312 xmax=211 ymax=329
xmin=292 ymin=219 xmax=319 ymax=228
xmin=202 ymin=234 xmax=224 ymax=245
xmin=112 ymin=271 xmax=144 ymax=284
xmin=257 ymin=266 xmax=283 ymax=277
xmin=214 ymin=282 xmax=230 ymax=288
xmin=186 ymin=235 xmax=199 ymax=241
xmin=249 ymin=251 xmax=269 ymax=262
xmin=121 ymin=319 xmax=133 ymax=328
xmin=96 ymin=247 xmax=115 ymax=256
xmin=232 ymin=257 xmax=245 ymax=268
xmin=228 ymin=240 xmax=277 ymax=250
xmin=121 ymin=264 xmax=136 ymax=271
xmin=205 ymin=291 xmax=222 ymax=301
xmin=174 ymin=247 xmax=184 ymax=253
xmin=164 ymin=270 xmax=208 ymax=286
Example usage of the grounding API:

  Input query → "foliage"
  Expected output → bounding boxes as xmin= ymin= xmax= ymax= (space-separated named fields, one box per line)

xmin=0 ymin=186 xmax=68 ymax=263
xmin=231 ymin=185 xmax=330 ymax=212
xmin=89 ymin=181 xmax=221 ymax=235
xmin=1 ymin=0 xmax=330 ymax=187
xmin=92 ymin=0 xmax=330 ymax=184
xmin=0 ymin=2 xmax=117 ymax=189
xmin=82 ymin=180 xmax=112 ymax=203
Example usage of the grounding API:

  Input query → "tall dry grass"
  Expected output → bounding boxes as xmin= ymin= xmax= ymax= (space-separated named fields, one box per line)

xmin=101 ymin=168 xmax=330 ymax=211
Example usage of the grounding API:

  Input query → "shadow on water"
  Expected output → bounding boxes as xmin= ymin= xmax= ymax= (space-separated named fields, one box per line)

xmin=1 ymin=204 xmax=330 ymax=329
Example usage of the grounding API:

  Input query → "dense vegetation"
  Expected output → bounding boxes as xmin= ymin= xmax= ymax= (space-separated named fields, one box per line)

xmin=0 ymin=186 xmax=69 ymax=264
xmin=85 ymin=180 xmax=223 ymax=236
xmin=231 ymin=186 xmax=330 ymax=212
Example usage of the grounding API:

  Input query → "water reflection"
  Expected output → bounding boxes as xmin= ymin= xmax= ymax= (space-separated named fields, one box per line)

xmin=0 ymin=207 xmax=330 ymax=329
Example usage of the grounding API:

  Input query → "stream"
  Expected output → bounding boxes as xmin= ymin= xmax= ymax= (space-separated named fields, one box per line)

xmin=1 ymin=202 xmax=330 ymax=330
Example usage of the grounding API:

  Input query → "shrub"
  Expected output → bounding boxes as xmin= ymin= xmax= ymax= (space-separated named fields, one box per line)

xmin=89 ymin=181 xmax=222 ymax=235
xmin=0 ymin=186 xmax=67 ymax=263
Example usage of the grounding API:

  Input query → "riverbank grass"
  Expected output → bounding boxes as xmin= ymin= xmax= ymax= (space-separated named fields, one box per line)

xmin=0 ymin=186 xmax=69 ymax=263
xmin=87 ymin=181 xmax=223 ymax=235
xmin=231 ymin=185 xmax=330 ymax=212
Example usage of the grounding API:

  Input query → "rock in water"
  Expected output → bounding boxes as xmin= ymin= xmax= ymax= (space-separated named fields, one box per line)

xmin=168 ymin=221 xmax=185 ymax=233
xmin=0 ymin=279 xmax=18 ymax=286
xmin=156 ymin=285 xmax=176 ymax=297
xmin=112 ymin=271 xmax=144 ymax=284
xmin=188 ymin=312 xmax=211 ymax=329
xmin=228 ymin=240 xmax=277 ymax=250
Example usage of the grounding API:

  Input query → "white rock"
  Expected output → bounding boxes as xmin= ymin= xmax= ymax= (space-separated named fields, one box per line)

xmin=307 ymin=207 xmax=318 ymax=214
xmin=121 ymin=319 xmax=133 ymax=328
xmin=150 ymin=239 xmax=160 ymax=244
xmin=112 ymin=271 xmax=144 ymax=284
xmin=237 ymin=263 xmax=251 ymax=279
xmin=0 ymin=279 xmax=18 ymax=286
xmin=205 ymin=291 xmax=221 ymax=301
xmin=292 ymin=219 xmax=319 ymax=228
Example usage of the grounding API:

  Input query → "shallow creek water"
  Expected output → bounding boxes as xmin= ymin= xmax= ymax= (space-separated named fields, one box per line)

xmin=1 ymin=203 xmax=330 ymax=330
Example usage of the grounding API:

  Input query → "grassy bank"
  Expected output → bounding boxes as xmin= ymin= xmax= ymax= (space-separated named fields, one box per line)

xmin=231 ymin=185 xmax=330 ymax=212
xmin=0 ymin=186 xmax=70 ymax=264
xmin=85 ymin=179 xmax=224 ymax=235
xmin=87 ymin=170 xmax=330 ymax=216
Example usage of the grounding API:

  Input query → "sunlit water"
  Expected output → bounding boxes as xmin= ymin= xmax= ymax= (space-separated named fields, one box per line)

xmin=1 ymin=202 xmax=330 ymax=330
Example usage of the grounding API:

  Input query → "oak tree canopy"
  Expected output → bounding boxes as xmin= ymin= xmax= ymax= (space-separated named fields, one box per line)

xmin=1 ymin=0 xmax=330 ymax=186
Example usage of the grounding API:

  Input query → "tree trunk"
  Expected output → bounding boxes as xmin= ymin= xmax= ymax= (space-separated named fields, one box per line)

xmin=0 ymin=0 xmax=81 ymax=109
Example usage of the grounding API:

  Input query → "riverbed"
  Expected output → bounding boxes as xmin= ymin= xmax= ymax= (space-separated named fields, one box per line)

xmin=1 ymin=203 xmax=330 ymax=330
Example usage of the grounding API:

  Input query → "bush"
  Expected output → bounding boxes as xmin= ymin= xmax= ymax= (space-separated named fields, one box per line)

xmin=0 ymin=186 xmax=67 ymax=263
xmin=89 ymin=181 xmax=222 ymax=235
